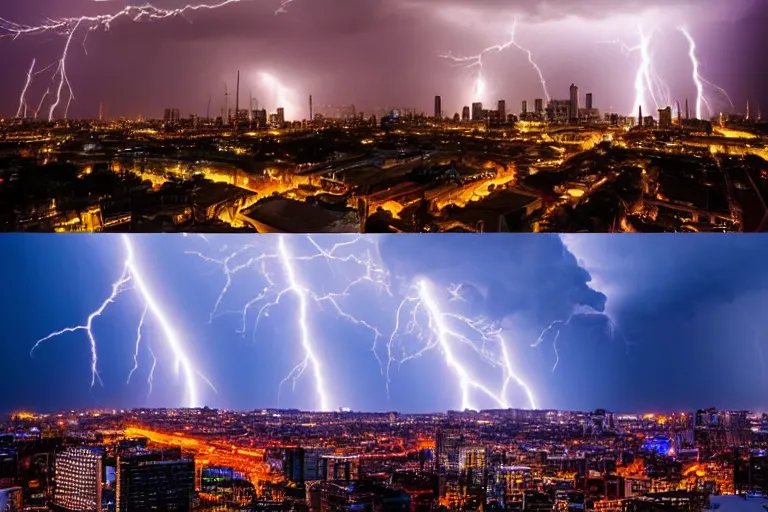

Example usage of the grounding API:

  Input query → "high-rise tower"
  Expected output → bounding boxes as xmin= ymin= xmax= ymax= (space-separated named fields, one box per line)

xmin=434 ymin=95 xmax=442 ymax=119
xmin=569 ymin=83 xmax=579 ymax=121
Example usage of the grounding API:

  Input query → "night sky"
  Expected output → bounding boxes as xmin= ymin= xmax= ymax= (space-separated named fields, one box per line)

xmin=0 ymin=0 xmax=766 ymax=120
xmin=0 ymin=234 xmax=766 ymax=415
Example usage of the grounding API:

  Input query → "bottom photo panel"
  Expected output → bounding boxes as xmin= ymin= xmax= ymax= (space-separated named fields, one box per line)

xmin=0 ymin=233 xmax=765 ymax=510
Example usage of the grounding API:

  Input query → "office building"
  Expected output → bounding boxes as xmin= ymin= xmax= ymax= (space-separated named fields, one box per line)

xmin=163 ymin=108 xmax=180 ymax=124
xmin=434 ymin=95 xmax=442 ymax=119
xmin=436 ymin=428 xmax=464 ymax=475
xmin=586 ymin=93 xmax=593 ymax=111
xmin=497 ymin=100 xmax=506 ymax=120
xmin=658 ymin=106 xmax=673 ymax=128
xmin=534 ymin=98 xmax=544 ymax=112
xmin=54 ymin=447 xmax=103 ymax=512
xmin=116 ymin=448 xmax=194 ymax=512
xmin=471 ymin=102 xmax=483 ymax=121
xmin=461 ymin=106 xmax=470 ymax=122
xmin=522 ymin=100 xmax=528 ymax=115
xmin=276 ymin=108 xmax=285 ymax=125
xmin=569 ymin=83 xmax=579 ymax=121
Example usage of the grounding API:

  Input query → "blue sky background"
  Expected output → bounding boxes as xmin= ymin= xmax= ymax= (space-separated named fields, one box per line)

xmin=0 ymin=234 xmax=766 ymax=414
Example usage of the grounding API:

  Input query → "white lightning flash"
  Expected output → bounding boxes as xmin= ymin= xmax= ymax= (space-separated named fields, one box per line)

xmin=190 ymin=237 xmax=537 ymax=412
xmin=440 ymin=19 xmax=549 ymax=106
xmin=388 ymin=279 xmax=537 ymax=411
xmin=30 ymin=235 xmax=210 ymax=407
xmin=2 ymin=0 xmax=296 ymax=120
xmin=188 ymin=235 xmax=390 ymax=412
xmin=679 ymin=27 xmax=734 ymax=120
xmin=601 ymin=27 xmax=672 ymax=116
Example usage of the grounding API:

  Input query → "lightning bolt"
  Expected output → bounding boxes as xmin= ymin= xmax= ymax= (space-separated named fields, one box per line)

xmin=440 ymin=19 xmax=549 ymax=106
xmin=188 ymin=235 xmax=390 ymax=412
xmin=16 ymin=59 xmax=36 ymax=119
xmin=601 ymin=27 xmax=672 ymax=116
xmin=189 ymin=236 xmax=537 ymax=412
xmin=30 ymin=234 xmax=210 ymax=407
xmin=679 ymin=27 xmax=734 ymax=120
xmin=2 ymin=0 xmax=297 ymax=120
xmin=388 ymin=279 xmax=537 ymax=411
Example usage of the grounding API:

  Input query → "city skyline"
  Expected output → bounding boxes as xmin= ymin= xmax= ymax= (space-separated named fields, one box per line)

xmin=0 ymin=0 xmax=766 ymax=120
xmin=1 ymin=234 xmax=768 ymax=415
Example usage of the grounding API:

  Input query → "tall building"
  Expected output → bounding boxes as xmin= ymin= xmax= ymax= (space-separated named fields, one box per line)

xmin=54 ymin=447 xmax=103 ymax=512
xmin=497 ymin=100 xmax=506 ymax=120
xmin=521 ymin=100 xmax=528 ymax=115
xmin=461 ymin=106 xmax=470 ymax=122
xmin=658 ymin=106 xmax=672 ymax=128
xmin=586 ymin=93 xmax=593 ymax=111
xmin=534 ymin=98 xmax=543 ymax=112
xmin=471 ymin=102 xmax=483 ymax=121
xmin=435 ymin=429 xmax=464 ymax=475
xmin=276 ymin=107 xmax=285 ymax=125
xmin=434 ymin=95 xmax=442 ymax=119
xmin=116 ymin=448 xmax=194 ymax=512
xmin=163 ymin=108 xmax=180 ymax=124
xmin=569 ymin=83 xmax=579 ymax=121
xmin=284 ymin=448 xmax=304 ymax=483
xmin=253 ymin=109 xmax=267 ymax=128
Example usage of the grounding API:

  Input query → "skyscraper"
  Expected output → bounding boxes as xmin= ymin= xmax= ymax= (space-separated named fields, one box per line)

xmin=534 ymin=98 xmax=543 ymax=113
xmin=462 ymin=106 xmax=470 ymax=122
xmin=434 ymin=95 xmax=442 ymax=119
xmin=586 ymin=93 xmax=593 ymax=111
xmin=435 ymin=428 xmax=464 ymax=475
xmin=658 ymin=106 xmax=672 ymax=129
xmin=471 ymin=102 xmax=483 ymax=121
xmin=569 ymin=83 xmax=579 ymax=121
xmin=116 ymin=448 xmax=194 ymax=512
xmin=276 ymin=107 xmax=285 ymax=125
xmin=54 ymin=447 xmax=103 ymax=512
xmin=522 ymin=100 xmax=528 ymax=115
xmin=497 ymin=100 xmax=506 ymax=120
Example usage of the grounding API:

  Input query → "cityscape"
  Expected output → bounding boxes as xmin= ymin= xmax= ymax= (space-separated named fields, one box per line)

xmin=2 ymin=234 xmax=768 ymax=510
xmin=0 ymin=0 xmax=766 ymax=232
xmin=2 ymin=0 xmax=768 ymax=511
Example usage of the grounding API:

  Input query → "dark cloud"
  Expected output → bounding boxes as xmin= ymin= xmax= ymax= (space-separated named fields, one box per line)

xmin=380 ymin=234 xmax=607 ymax=328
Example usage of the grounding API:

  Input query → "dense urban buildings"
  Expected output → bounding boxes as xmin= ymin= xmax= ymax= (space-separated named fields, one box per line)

xmin=1 ymin=408 xmax=768 ymax=511
xmin=1 ymin=84 xmax=765 ymax=233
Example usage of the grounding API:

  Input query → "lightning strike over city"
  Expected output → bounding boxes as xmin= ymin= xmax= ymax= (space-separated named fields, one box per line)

xmin=439 ymin=19 xmax=549 ymax=106
xmin=0 ymin=0 xmax=298 ymax=120
xmin=6 ymin=233 xmax=768 ymax=512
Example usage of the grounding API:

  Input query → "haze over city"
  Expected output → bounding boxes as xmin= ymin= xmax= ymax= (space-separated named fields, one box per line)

xmin=1 ymin=0 xmax=766 ymax=120
xmin=1 ymin=234 xmax=767 ymax=415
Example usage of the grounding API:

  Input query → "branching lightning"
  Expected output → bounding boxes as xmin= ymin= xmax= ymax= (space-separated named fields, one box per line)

xmin=190 ymin=236 xmax=538 ymax=412
xmin=188 ymin=235 xmax=390 ymax=412
xmin=2 ymin=0 xmax=297 ymax=120
xmin=600 ymin=27 xmax=672 ymax=116
xmin=388 ymin=279 xmax=537 ymax=411
xmin=30 ymin=235 xmax=210 ymax=407
xmin=30 ymin=235 xmax=632 ymax=413
xmin=679 ymin=27 xmax=734 ymax=119
xmin=440 ymin=18 xmax=549 ymax=105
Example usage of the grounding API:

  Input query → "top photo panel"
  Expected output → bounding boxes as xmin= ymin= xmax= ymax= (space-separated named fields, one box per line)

xmin=0 ymin=0 xmax=765 ymax=233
